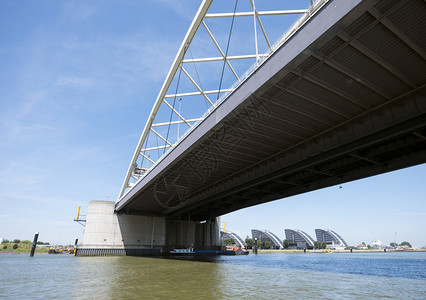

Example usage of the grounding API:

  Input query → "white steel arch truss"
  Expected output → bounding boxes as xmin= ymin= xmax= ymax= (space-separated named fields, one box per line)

xmin=118 ymin=0 xmax=329 ymax=200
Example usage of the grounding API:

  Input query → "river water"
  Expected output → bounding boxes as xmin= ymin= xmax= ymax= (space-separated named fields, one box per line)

xmin=1 ymin=252 xmax=425 ymax=299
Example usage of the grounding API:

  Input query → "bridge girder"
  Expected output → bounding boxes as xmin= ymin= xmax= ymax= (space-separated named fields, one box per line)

xmin=119 ymin=0 xmax=324 ymax=199
xmin=117 ymin=0 xmax=426 ymax=220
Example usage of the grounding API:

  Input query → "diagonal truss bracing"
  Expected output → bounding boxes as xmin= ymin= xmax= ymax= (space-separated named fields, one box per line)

xmin=118 ymin=0 xmax=329 ymax=200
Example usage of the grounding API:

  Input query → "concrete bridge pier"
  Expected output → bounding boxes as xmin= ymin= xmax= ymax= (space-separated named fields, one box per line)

xmin=76 ymin=201 xmax=221 ymax=256
xmin=165 ymin=218 xmax=220 ymax=252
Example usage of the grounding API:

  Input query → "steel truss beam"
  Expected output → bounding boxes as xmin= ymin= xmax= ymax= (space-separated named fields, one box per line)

xmin=119 ymin=0 xmax=326 ymax=200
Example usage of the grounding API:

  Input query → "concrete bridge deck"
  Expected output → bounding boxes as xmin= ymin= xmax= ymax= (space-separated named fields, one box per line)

xmin=116 ymin=0 xmax=426 ymax=221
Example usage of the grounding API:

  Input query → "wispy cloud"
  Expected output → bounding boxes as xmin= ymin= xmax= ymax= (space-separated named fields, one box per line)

xmin=392 ymin=213 xmax=426 ymax=217
xmin=60 ymin=2 xmax=99 ymax=24
xmin=15 ymin=90 xmax=48 ymax=119
xmin=56 ymin=76 xmax=92 ymax=87
xmin=153 ymin=0 xmax=195 ymax=21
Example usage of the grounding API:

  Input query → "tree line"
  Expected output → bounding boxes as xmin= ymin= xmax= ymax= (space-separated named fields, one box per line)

xmin=1 ymin=239 xmax=50 ymax=250
xmin=1 ymin=239 xmax=50 ymax=245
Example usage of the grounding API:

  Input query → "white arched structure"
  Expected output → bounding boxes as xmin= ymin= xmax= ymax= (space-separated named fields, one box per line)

xmin=252 ymin=229 xmax=283 ymax=249
xmin=315 ymin=229 xmax=348 ymax=247
xmin=285 ymin=229 xmax=315 ymax=248
xmin=220 ymin=230 xmax=246 ymax=248
xmin=118 ymin=0 xmax=329 ymax=201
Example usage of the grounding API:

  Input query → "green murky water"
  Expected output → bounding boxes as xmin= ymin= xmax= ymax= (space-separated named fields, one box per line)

xmin=1 ymin=252 xmax=425 ymax=299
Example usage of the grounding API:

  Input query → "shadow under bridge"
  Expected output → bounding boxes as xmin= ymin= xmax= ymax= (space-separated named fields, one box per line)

xmin=116 ymin=0 xmax=426 ymax=220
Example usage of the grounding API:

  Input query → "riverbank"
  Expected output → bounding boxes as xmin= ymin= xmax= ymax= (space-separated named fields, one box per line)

xmin=0 ymin=243 xmax=49 ymax=254
xmin=257 ymin=248 xmax=426 ymax=254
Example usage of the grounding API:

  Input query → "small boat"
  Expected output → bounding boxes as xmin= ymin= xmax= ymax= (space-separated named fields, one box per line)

xmin=223 ymin=246 xmax=249 ymax=255
xmin=170 ymin=247 xmax=195 ymax=255
xmin=223 ymin=249 xmax=249 ymax=255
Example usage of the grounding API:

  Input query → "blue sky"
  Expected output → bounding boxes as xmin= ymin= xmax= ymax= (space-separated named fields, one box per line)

xmin=1 ymin=0 xmax=425 ymax=247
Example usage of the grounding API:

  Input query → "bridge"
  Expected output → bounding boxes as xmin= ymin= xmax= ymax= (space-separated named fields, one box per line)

xmin=77 ymin=0 xmax=426 ymax=256
xmin=116 ymin=0 xmax=426 ymax=219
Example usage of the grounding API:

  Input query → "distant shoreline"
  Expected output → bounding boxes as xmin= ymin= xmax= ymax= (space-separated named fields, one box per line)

xmin=2 ymin=247 xmax=424 ymax=255
xmin=0 ymin=248 xmax=49 ymax=255
xmin=257 ymin=249 xmax=426 ymax=254
xmin=0 ymin=252 xmax=49 ymax=255
xmin=0 ymin=242 xmax=49 ymax=255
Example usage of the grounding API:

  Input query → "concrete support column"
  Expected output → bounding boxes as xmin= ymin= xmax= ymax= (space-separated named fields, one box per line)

xmin=165 ymin=217 xmax=220 ymax=250
xmin=78 ymin=201 xmax=221 ymax=256
xmin=78 ymin=201 xmax=166 ymax=256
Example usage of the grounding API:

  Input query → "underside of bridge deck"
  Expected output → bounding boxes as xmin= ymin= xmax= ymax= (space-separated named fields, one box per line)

xmin=116 ymin=0 xmax=426 ymax=220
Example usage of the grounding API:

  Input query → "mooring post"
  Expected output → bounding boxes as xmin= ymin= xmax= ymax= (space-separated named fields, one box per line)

xmin=254 ymin=238 xmax=258 ymax=254
xmin=73 ymin=238 xmax=78 ymax=256
xmin=30 ymin=232 xmax=39 ymax=257
xmin=150 ymin=217 xmax=155 ymax=249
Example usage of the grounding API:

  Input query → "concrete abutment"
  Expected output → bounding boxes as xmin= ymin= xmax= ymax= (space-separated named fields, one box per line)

xmin=76 ymin=201 xmax=220 ymax=256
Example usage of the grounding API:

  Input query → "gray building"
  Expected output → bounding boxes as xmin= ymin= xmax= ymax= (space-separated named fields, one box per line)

xmin=285 ymin=229 xmax=315 ymax=249
xmin=251 ymin=229 xmax=283 ymax=249
xmin=220 ymin=230 xmax=245 ymax=248
xmin=315 ymin=229 xmax=348 ymax=248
